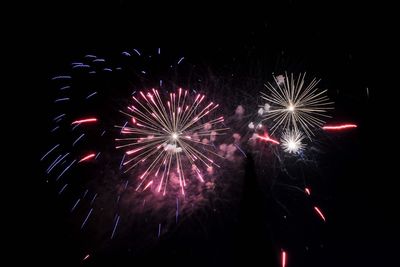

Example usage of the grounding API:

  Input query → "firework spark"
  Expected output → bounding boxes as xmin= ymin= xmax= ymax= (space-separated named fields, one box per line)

xmin=280 ymin=128 xmax=304 ymax=154
xmin=116 ymin=88 xmax=227 ymax=195
xmin=71 ymin=117 xmax=98 ymax=125
xmin=82 ymin=254 xmax=90 ymax=261
xmin=305 ymin=187 xmax=311 ymax=195
xmin=260 ymin=73 xmax=333 ymax=139
xmin=255 ymin=133 xmax=280 ymax=144
xmin=78 ymin=153 xmax=96 ymax=163
xmin=281 ymin=250 xmax=287 ymax=267
xmin=314 ymin=206 xmax=326 ymax=222
xmin=322 ymin=123 xmax=357 ymax=131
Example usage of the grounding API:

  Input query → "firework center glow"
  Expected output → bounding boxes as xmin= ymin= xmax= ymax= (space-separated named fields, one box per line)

xmin=171 ymin=132 xmax=179 ymax=140
xmin=288 ymin=141 xmax=297 ymax=150
xmin=287 ymin=104 xmax=295 ymax=112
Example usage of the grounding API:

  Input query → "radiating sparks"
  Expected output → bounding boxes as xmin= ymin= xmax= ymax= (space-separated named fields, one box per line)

xmin=314 ymin=206 xmax=326 ymax=222
xmin=72 ymin=133 xmax=85 ymax=147
xmin=322 ymin=124 xmax=357 ymax=130
xmin=81 ymin=208 xmax=93 ymax=229
xmin=90 ymin=193 xmax=97 ymax=205
xmin=176 ymin=197 xmax=179 ymax=223
xmin=58 ymin=184 xmax=68 ymax=195
xmin=60 ymin=85 xmax=70 ymax=90
xmin=111 ymin=215 xmax=120 ymax=239
xmin=56 ymin=160 xmax=76 ymax=181
xmin=260 ymin=73 xmax=333 ymax=139
xmin=116 ymin=88 xmax=227 ymax=195
xmin=86 ymin=91 xmax=98 ymax=99
xmin=71 ymin=118 xmax=98 ymax=125
xmin=71 ymin=198 xmax=81 ymax=212
xmin=177 ymin=57 xmax=185 ymax=64
xmin=54 ymin=97 xmax=70 ymax=102
xmin=82 ymin=189 xmax=89 ymax=199
xmin=143 ymin=180 xmax=154 ymax=191
xmin=46 ymin=155 xmax=62 ymax=173
xmin=234 ymin=144 xmax=247 ymax=157
xmin=53 ymin=114 xmax=66 ymax=121
xmin=51 ymin=75 xmax=71 ymax=80
xmin=41 ymin=144 xmax=60 ymax=161
xmin=280 ymin=129 xmax=304 ymax=154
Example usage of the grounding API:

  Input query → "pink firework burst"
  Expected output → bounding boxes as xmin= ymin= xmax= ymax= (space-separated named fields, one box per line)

xmin=116 ymin=88 xmax=228 ymax=196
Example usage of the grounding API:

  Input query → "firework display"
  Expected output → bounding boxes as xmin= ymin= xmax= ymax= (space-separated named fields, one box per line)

xmin=259 ymin=73 xmax=333 ymax=138
xmin=39 ymin=48 xmax=359 ymax=266
xmin=280 ymin=128 xmax=305 ymax=154
xmin=116 ymin=88 xmax=227 ymax=195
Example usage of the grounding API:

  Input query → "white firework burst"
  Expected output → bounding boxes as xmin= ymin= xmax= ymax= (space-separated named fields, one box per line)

xmin=280 ymin=128 xmax=305 ymax=154
xmin=116 ymin=88 xmax=227 ymax=195
xmin=260 ymin=73 xmax=333 ymax=139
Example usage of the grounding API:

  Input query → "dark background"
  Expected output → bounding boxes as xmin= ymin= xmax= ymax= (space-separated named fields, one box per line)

xmin=15 ymin=1 xmax=394 ymax=266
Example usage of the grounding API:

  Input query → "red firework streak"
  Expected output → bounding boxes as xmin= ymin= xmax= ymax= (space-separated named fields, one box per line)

xmin=281 ymin=250 xmax=287 ymax=267
xmin=256 ymin=133 xmax=280 ymax=144
xmin=71 ymin=117 xmax=98 ymax=125
xmin=78 ymin=153 xmax=96 ymax=163
xmin=322 ymin=124 xmax=357 ymax=131
xmin=305 ymin=187 xmax=311 ymax=195
xmin=314 ymin=206 xmax=326 ymax=222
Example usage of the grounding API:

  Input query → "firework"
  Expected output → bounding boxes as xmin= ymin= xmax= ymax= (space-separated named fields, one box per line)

xmin=40 ymin=48 xmax=355 ymax=266
xmin=116 ymin=88 xmax=228 ymax=196
xmin=314 ymin=206 xmax=326 ymax=222
xmin=260 ymin=73 xmax=333 ymax=139
xmin=42 ymin=49 xmax=226 ymax=247
xmin=322 ymin=123 xmax=357 ymax=131
xmin=280 ymin=128 xmax=305 ymax=154
xmin=281 ymin=250 xmax=287 ymax=267
xmin=71 ymin=117 xmax=98 ymax=125
xmin=254 ymin=133 xmax=280 ymax=145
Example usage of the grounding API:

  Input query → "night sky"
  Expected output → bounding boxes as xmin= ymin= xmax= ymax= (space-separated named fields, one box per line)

xmin=17 ymin=1 xmax=394 ymax=266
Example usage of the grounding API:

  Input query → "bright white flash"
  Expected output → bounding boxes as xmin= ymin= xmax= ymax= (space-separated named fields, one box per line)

xmin=171 ymin=132 xmax=179 ymax=140
xmin=281 ymin=129 xmax=304 ymax=154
